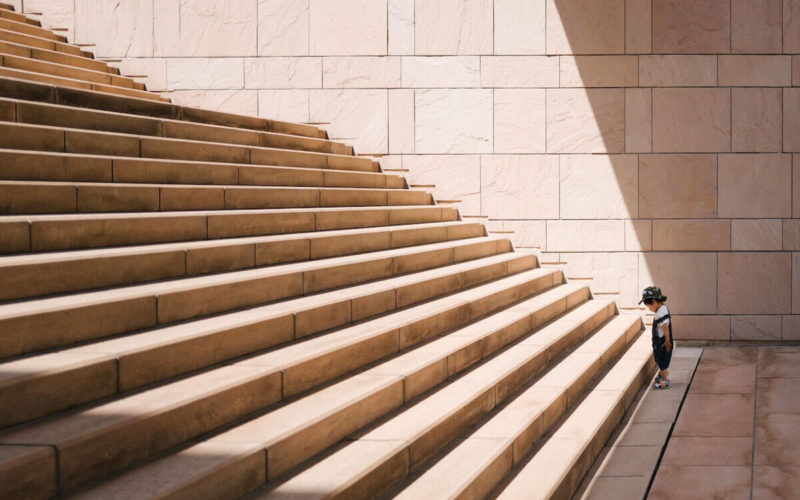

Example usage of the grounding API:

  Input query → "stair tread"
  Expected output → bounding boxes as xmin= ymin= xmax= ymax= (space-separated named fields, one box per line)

xmin=0 ymin=66 xmax=165 ymax=101
xmin=2 ymin=53 xmax=136 ymax=87
xmin=0 ymin=39 xmax=108 ymax=72
xmin=0 ymin=18 xmax=62 ymax=41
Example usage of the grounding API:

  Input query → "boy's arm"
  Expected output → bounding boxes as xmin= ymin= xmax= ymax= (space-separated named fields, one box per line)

xmin=660 ymin=322 xmax=671 ymax=351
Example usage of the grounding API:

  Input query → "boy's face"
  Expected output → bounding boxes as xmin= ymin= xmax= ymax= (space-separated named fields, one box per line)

xmin=645 ymin=300 xmax=659 ymax=312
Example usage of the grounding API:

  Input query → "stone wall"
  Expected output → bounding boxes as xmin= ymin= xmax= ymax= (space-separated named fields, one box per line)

xmin=17 ymin=0 xmax=800 ymax=342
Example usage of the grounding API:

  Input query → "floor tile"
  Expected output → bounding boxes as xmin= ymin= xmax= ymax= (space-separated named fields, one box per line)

xmin=579 ymin=475 xmax=650 ymax=500
xmin=648 ymin=465 xmax=751 ymax=500
xmin=755 ymin=413 xmax=800 ymax=465
xmin=672 ymin=394 xmax=754 ymax=437
xmin=661 ymin=436 xmax=752 ymax=466
xmin=616 ymin=422 xmax=672 ymax=446
xmin=757 ymin=378 xmax=800 ymax=413
xmin=757 ymin=348 xmax=800 ymax=378
xmin=596 ymin=445 xmax=661 ymax=477
xmin=753 ymin=465 xmax=800 ymax=500
xmin=690 ymin=363 xmax=755 ymax=394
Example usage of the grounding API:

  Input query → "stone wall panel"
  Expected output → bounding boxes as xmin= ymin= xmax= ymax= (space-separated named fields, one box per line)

xmin=309 ymin=0 xmax=387 ymax=55
xmin=167 ymin=58 xmax=244 ymax=90
xmin=561 ymin=252 xmax=638 ymax=307
xmin=624 ymin=88 xmax=652 ymax=153
xmin=481 ymin=155 xmax=559 ymax=219
xmin=732 ymin=88 xmax=782 ymax=153
xmin=731 ymin=0 xmax=783 ymax=54
xmin=785 ymin=89 xmax=800 ymax=152
xmin=388 ymin=0 xmax=414 ymax=55
xmin=415 ymin=0 xmax=492 ymax=55
xmin=414 ymin=89 xmax=493 ymax=154
xmin=75 ymin=0 xmax=153 ymax=57
xmin=639 ymin=55 xmax=717 ymax=87
xmin=169 ymin=90 xmax=258 ymax=116
xmin=785 ymin=0 xmax=800 ymax=53
xmin=494 ymin=0 xmax=545 ymax=55
xmin=493 ymin=89 xmax=546 ymax=153
xmin=653 ymin=0 xmax=730 ymax=54
xmin=388 ymin=89 xmax=414 ymax=154
xmin=310 ymin=89 xmax=388 ymax=154
xmin=258 ymin=0 xmax=309 ymax=56
xmin=639 ymin=252 xmax=718 ymax=315
xmin=245 ymin=57 xmax=322 ymax=89
xmin=639 ymin=154 xmax=717 ymax=219
xmin=545 ymin=0 xmax=624 ymax=55
xmin=178 ymin=0 xmax=257 ymax=56
xmin=547 ymin=220 xmax=624 ymax=252
xmin=547 ymin=89 xmax=624 ymax=153
xmin=258 ymin=90 xmax=309 ymax=123
xmin=323 ymin=57 xmax=401 ymax=88
xmin=625 ymin=0 xmax=651 ymax=54
xmin=652 ymin=88 xmax=731 ymax=153
xmin=480 ymin=56 xmax=559 ymax=88
xmin=652 ymin=219 xmax=731 ymax=252
xmin=404 ymin=155 xmax=480 ymax=215
xmin=625 ymin=220 xmax=652 ymax=252
xmin=731 ymin=316 xmax=782 ymax=341
xmin=559 ymin=154 xmax=637 ymax=219
xmin=719 ymin=252 xmax=791 ymax=315
xmin=732 ymin=219 xmax=783 ymax=251
xmin=559 ymin=56 xmax=637 ymax=88
xmin=719 ymin=56 xmax=791 ymax=87
xmin=402 ymin=57 xmax=480 ymax=88
xmin=719 ymin=154 xmax=792 ymax=218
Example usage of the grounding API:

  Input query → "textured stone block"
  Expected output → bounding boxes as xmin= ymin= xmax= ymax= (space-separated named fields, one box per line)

xmin=796 ymin=253 xmax=800 ymax=314
xmin=653 ymin=0 xmax=730 ymax=53
xmin=782 ymin=220 xmax=800 ymax=250
xmin=388 ymin=0 xmax=414 ymax=55
xmin=731 ymin=0 xmax=782 ymax=53
xmin=732 ymin=88 xmax=782 ymax=153
xmin=559 ymin=154 xmax=637 ymax=219
xmin=719 ymin=56 xmax=791 ymax=87
xmin=786 ymin=0 xmax=800 ymax=52
xmin=547 ymin=220 xmax=624 ymax=252
xmin=481 ymin=154 xmax=559 ymax=219
xmin=494 ymin=89 xmax=545 ymax=153
xmin=652 ymin=220 xmax=731 ymax=251
xmin=178 ymin=0 xmax=257 ymax=56
xmin=323 ymin=57 xmax=400 ymax=88
xmin=545 ymin=0 xmax=624 ymax=54
xmin=719 ymin=154 xmax=792 ymax=218
xmin=244 ymin=57 xmax=322 ymax=89
xmin=167 ymin=58 xmax=244 ymax=90
xmin=169 ymin=90 xmax=258 ymax=117
xmin=626 ymin=0 xmax=651 ymax=53
xmin=639 ymin=154 xmax=717 ymax=218
xmin=258 ymin=0 xmax=309 ymax=55
xmin=494 ymin=0 xmax=545 ymax=54
xmin=673 ymin=316 xmax=730 ymax=341
xmin=562 ymin=252 xmax=638 ymax=307
xmin=547 ymin=89 xmax=624 ymax=153
xmin=786 ymin=89 xmax=800 ymax=152
xmin=732 ymin=219 xmax=782 ymax=251
xmin=783 ymin=316 xmax=800 ymax=341
xmin=258 ymin=90 xmax=309 ymax=123
xmin=480 ymin=56 xmax=558 ymax=87
xmin=501 ymin=220 xmax=546 ymax=250
xmin=405 ymin=155 xmax=480 ymax=215
xmin=75 ymin=0 xmax=153 ymax=57
xmin=388 ymin=89 xmax=414 ymax=154
xmin=639 ymin=56 xmax=716 ymax=87
xmin=309 ymin=0 xmax=387 ymax=55
xmin=415 ymin=0 xmax=493 ymax=55
xmin=414 ymin=90 xmax=492 ymax=154
xmin=639 ymin=253 xmax=717 ymax=314
xmin=625 ymin=88 xmax=651 ymax=153
xmin=559 ymin=56 xmax=637 ymax=87
xmin=795 ymin=155 xmax=800 ymax=217
xmin=731 ymin=316 xmax=782 ymax=341
xmin=401 ymin=57 xmax=480 ymax=88
xmin=653 ymin=88 xmax=730 ymax=153
xmin=625 ymin=220 xmax=652 ymax=251
xmin=153 ymin=0 xmax=179 ymax=56
xmin=310 ymin=89 xmax=387 ymax=154
xmin=719 ymin=252 xmax=791 ymax=314
xmin=118 ymin=58 xmax=167 ymax=92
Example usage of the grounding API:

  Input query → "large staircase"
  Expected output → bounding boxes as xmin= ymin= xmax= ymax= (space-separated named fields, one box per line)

xmin=0 ymin=4 xmax=655 ymax=499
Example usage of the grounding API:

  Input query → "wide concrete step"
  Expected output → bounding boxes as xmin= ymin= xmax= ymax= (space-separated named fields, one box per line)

xmin=0 ymin=267 xmax=560 ymax=496
xmin=1 ymin=53 xmax=137 ymax=89
xmin=0 ymin=66 xmax=165 ymax=101
xmin=67 ymin=283 xmax=587 ymax=500
xmin=262 ymin=300 xmax=625 ymax=500
xmin=0 ymin=205 xmax=456 ymax=254
xmin=496 ymin=333 xmax=653 ymax=500
xmin=0 ymin=250 xmax=533 ymax=428
xmin=0 ymin=220 xmax=482 ymax=301
xmin=0 ymin=180 xmax=431 ymax=214
xmin=0 ymin=40 xmax=108 ymax=73
xmin=0 ymin=28 xmax=83 ymax=56
xmin=394 ymin=315 xmax=644 ymax=500
xmin=0 ymin=122 xmax=376 ymax=172
xmin=0 ymin=17 xmax=66 ymax=42
xmin=1 ymin=98 xmax=353 ymax=155
xmin=0 ymin=7 xmax=39 ymax=25
xmin=0 ymin=76 xmax=329 ymax=139
xmin=0 ymin=151 xmax=405 ymax=189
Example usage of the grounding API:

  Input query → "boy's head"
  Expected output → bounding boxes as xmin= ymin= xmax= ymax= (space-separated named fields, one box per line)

xmin=639 ymin=286 xmax=667 ymax=312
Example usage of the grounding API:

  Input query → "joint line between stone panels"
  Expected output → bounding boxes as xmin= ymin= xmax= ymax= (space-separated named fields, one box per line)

xmin=750 ymin=349 xmax=758 ymax=499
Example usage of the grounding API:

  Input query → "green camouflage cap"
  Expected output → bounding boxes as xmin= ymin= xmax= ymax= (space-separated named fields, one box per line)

xmin=639 ymin=286 xmax=667 ymax=304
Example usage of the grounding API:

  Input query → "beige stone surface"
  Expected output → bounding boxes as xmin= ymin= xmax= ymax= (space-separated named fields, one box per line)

xmin=785 ymin=0 xmax=800 ymax=52
xmin=501 ymin=221 xmax=546 ymax=250
xmin=388 ymin=89 xmax=414 ymax=154
xmin=547 ymin=89 xmax=624 ymax=153
xmin=545 ymin=0 xmax=624 ymax=54
xmin=732 ymin=88 xmax=782 ymax=153
xmin=626 ymin=0 xmax=651 ymax=53
xmin=673 ymin=315 xmax=730 ymax=341
xmin=639 ymin=253 xmax=717 ymax=314
xmin=547 ymin=220 xmax=624 ymax=252
xmin=653 ymin=88 xmax=730 ymax=153
xmin=404 ymin=155 xmax=480 ymax=215
xmin=652 ymin=220 xmax=731 ymax=251
xmin=559 ymin=154 xmax=637 ymax=219
xmin=74 ymin=0 xmax=153 ymax=57
xmin=118 ymin=58 xmax=168 ymax=92
xmin=323 ymin=57 xmax=401 ymax=88
xmin=480 ymin=56 xmax=559 ymax=88
xmin=258 ymin=90 xmax=309 ymax=123
xmin=177 ymin=0 xmax=256 ymax=56
xmin=719 ymin=154 xmax=792 ymax=218
xmin=639 ymin=55 xmax=716 ymax=87
xmin=718 ymin=252 xmax=791 ymax=314
xmin=310 ymin=89 xmax=387 ymax=154
xmin=166 ymin=58 xmax=244 ymax=90
xmin=258 ymin=0 xmax=308 ymax=56
xmin=481 ymin=155 xmax=559 ymax=219
xmin=625 ymin=88 xmax=651 ymax=153
xmin=401 ymin=57 xmax=480 ymax=88
xmin=561 ymin=252 xmax=638 ymax=306
xmin=559 ymin=56 xmax=637 ymax=88
xmin=731 ymin=315 xmax=782 ymax=341
xmin=795 ymin=155 xmax=800 ymax=217
xmin=388 ymin=0 xmax=414 ymax=55
xmin=309 ymin=0 xmax=387 ymax=55
xmin=639 ymin=154 xmax=717 ymax=218
xmin=794 ymin=56 xmax=800 ymax=86
xmin=731 ymin=0 xmax=783 ymax=53
xmin=625 ymin=220 xmax=651 ymax=251
xmin=169 ymin=90 xmax=258 ymax=117
xmin=494 ymin=0 xmax=545 ymax=55
xmin=779 ymin=317 xmax=800 ymax=341
xmin=732 ymin=219 xmax=782 ymax=251
xmin=719 ymin=56 xmax=791 ymax=87
xmin=493 ymin=89 xmax=546 ymax=153
xmin=414 ymin=90 xmax=492 ymax=154
xmin=653 ymin=0 xmax=730 ymax=54
xmin=414 ymin=0 xmax=493 ymax=55
xmin=795 ymin=254 xmax=800 ymax=314
xmin=786 ymin=89 xmax=800 ymax=152
xmin=244 ymin=57 xmax=321 ymax=89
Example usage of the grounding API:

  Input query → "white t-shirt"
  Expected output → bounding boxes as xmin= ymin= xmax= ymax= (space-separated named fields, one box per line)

xmin=654 ymin=304 xmax=670 ymax=338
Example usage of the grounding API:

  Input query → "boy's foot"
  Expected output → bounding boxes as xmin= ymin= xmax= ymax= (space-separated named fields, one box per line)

xmin=655 ymin=374 xmax=662 ymax=381
xmin=653 ymin=380 xmax=670 ymax=390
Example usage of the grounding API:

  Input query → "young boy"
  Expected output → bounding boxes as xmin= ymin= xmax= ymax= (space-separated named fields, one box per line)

xmin=639 ymin=286 xmax=672 ymax=389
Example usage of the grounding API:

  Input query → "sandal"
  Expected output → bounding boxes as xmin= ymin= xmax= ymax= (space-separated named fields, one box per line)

xmin=653 ymin=380 xmax=670 ymax=390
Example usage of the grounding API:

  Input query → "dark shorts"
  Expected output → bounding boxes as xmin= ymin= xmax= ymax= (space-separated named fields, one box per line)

xmin=652 ymin=338 xmax=673 ymax=370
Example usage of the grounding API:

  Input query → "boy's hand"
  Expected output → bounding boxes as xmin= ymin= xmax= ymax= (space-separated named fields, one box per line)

xmin=665 ymin=340 xmax=672 ymax=352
